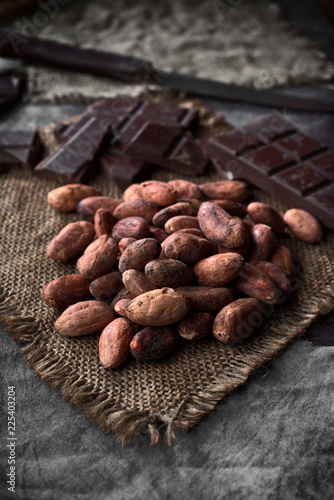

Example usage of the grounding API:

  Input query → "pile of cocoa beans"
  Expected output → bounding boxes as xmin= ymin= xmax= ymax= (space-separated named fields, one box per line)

xmin=43 ymin=179 xmax=323 ymax=369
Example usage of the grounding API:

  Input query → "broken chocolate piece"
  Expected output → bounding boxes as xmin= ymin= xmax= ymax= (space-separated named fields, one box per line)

xmin=0 ymin=129 xmax=43 ymax=171
xmin=34 ymin=117 xmax=112 ymax=183
xmin=100 ymin=152 xmax=152 ymax=190
xmin=206 ymin=114 xmax=334 ymax=231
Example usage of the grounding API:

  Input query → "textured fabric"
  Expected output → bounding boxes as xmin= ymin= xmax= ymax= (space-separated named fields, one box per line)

xmin=12 ymin=0 xmax=334 ymax=102
xmin=1 ymin=333 xmax=334 ymax=499
xmin=1 ymin=101 xmax=334 ymax=445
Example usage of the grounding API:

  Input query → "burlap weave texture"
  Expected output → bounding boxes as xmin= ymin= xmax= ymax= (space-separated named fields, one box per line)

xmin=12 ymin=0 xmax=334 ymax=102
xmin=1 ymin=150 xmax=334 ymax=445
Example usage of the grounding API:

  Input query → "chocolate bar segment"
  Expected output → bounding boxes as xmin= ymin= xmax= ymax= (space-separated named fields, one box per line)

xmin=100 ymin=152 xmax=152 ymax=191
xmin=34 ymin=117 xmax=112 ymax=183
xmin=0 ymin=129 xmax=43 ymax=171
xmin=206 ymin=114 xmax=334 ymax=231
xmin=308 ymin=151 xmax=334 ymax=181
xmin=243 ymin=114 xmax=296 ymax=143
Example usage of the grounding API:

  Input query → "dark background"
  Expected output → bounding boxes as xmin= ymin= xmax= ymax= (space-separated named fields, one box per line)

xmin=1 ymin=1 xmax=334 ymax=499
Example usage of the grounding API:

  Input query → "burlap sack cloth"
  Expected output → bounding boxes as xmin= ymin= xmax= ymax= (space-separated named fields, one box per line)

xmin=12 ymin=0 xmax=334 ymax=102
xmin=1 ymin=102 xmax=334 ymax=446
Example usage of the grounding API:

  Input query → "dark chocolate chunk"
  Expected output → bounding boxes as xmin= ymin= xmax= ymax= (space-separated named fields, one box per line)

xmin=125 ymin=123 xmax=184 ymax=157
xmin=0 ymin=129 xmax=43 ymax=171
xmin=100 ymin=152 xmax=152 ymax=190
xmin=307 ymin=151 xmax=334 ymax=182
xmin=40 ymin=98 xmax=207 ymax=188
xmin=87 ymin=98 xmax=208 ymax=176
xmin=34 ymin=117 xmax=112 ymax=183
xmin=206 ymin=114 xmax=334 ymax=231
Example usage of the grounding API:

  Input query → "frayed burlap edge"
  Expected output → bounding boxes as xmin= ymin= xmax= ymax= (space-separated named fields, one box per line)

xmin=2 ymin=281 xmax=334 ymax=446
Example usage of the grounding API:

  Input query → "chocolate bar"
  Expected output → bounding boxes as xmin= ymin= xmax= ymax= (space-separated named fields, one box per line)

xmin=34 ymin=117 xmax=112 ymax=183
xmin=206 ymin=114 xmax=334 ymax=231
xmin=0 ymin=130 xmax=44 ymax=171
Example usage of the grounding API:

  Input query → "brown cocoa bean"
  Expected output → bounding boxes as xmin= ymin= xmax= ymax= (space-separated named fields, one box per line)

xmin=177 ymin=286 xmax=234 ymax=312
xmin=77 ymin=235 xmax=118 ymax=280
xmin=125 ymin=288 xmax=189 ymax=326
xmin=113 ymin=199 xmax=159 ymax=224
xmin=218 ymin=218 xmax=250 ymax=257
xmin=235 ymin=262 xmax=283 ymax=305
xmin=247 ymin=202 xmax=285 ymax=234
xmin=145 ymin=259 xmax=193 ymax=288
xmin=48 ymin=184 xmax=101 ymax=212
xmin=270 ymin=244 xmax=294 ymax=277
xmin=118 ymin=237 xmax=137 ymax=254
xmin=256 ymin=261 xmax=292 ymax=297
xmin=168 ymin=179 xmax=202 ymax=200
xmin=213 ymin=298 xmax=263 ymax=344
xmin=198 ymin=180 xmax=250 ymax=202
xmin=122 ymin=269 xmax=156 ymax=296
xmin=164 ymin=215 xmax=200 ymax=234
xmin=55 ymin=300 xmax=116 ymax=337
xmin=99 ymin=317 xmax=134 ymax=369
xmin=76 ymin=196 xmax=121 ymax=222
xmin=118 ymin=238 xmax=161 ymax=273
xmin=283 ymin=208 xmax=322 ymax=243
xmin=198 ymin=202 xmax=248 ymax=249
xmin=174 ymin=228 xmax=205 ymax=238
xmin=47 ymin=221 xmax=95 ymax=262
xmin=161 ymin=232 xmax=213 ymax=265
xmin=94 ymin=208 xmax=116 ymax=237
xmin=112 ymin=216 xmax=150 ymax=242
xmin=42 ymin=274 xmax=90 ymax=308
xmin=210 ymin=199 xmax=247 ymax=218
xmin=114 ymin=298 xmax=131 ymax=317
xmin=110 ymin=287 xmax=133 ymax=311
xmin=177 ymin=198 xmax=202 ymax=215
xmin=89 ymin=271 xmax=123 ymax=301
xmin=177 ymin=312 xmax=214 ymax=340
xmin=130 ymin=325 xmax=180 ymax=361
xmin=193 ymin=253 xmax=244 ymax=287
xmin=149 ymin=227 xmax=169 ymax=243
xmin=152 ymin=202 xmax=193 ymax=228
xmin=140 ymin=180 xmax=177 ymax=207
xmin=123 ymin=183 xmax=143 ymax=201
xmin=248 ymin=224 xmax=273 ymax=265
